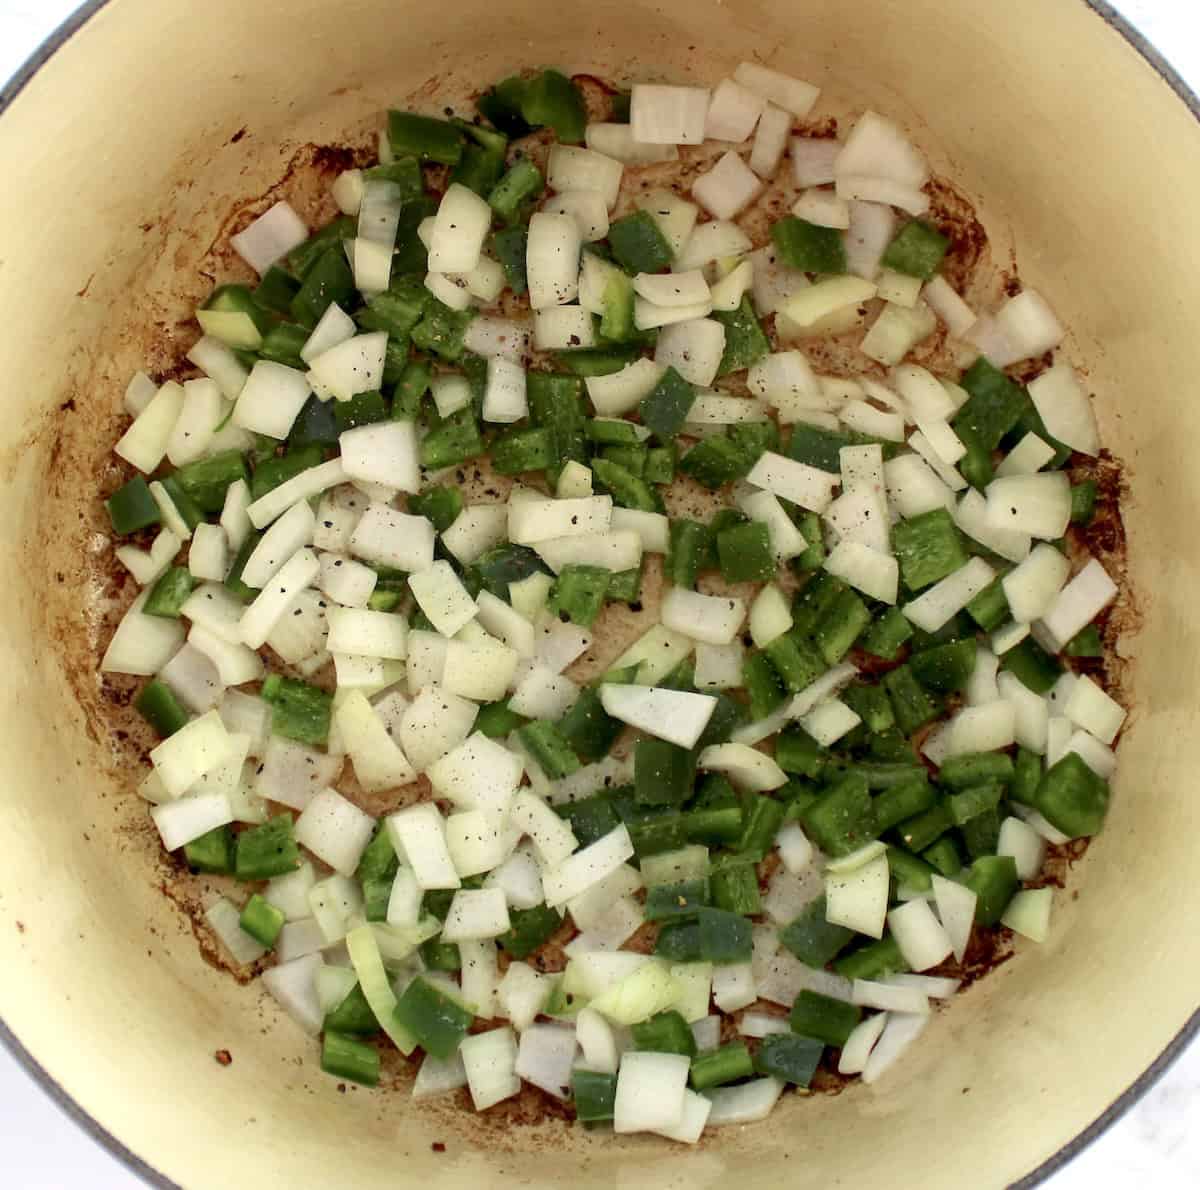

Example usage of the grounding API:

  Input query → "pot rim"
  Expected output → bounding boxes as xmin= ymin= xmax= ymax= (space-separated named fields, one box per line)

xmin=0 ymin=2 xmax=1195 ymax=1186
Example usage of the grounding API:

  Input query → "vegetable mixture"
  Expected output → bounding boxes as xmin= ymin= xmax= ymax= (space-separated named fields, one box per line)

xmin=100 ymin=61 xmax=1125 ymax=1140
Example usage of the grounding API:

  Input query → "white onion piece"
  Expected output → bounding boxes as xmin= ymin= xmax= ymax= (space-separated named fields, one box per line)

xmin=335 ymin=690 xmax=416 ymax=792
xmin=877 ymin=268 xmax=922 ymax=308
xmin=783 ymin=276 xmax=879 ymax=329
xmin=838 ymin=174 xmax=929 ymax=217
xmin=634 ymin=296 xmax=712 ymax=330
xmin=946 ymin=700 xmax=1016 ymax=757
xmin=674 ymin=220 xmax=753 ymax=272
xmin=463 ymin=315 xmax=531 ymax=362
xmin=1002 ymin=543 xmax=1071 ymax=623
xmin=825 ymin=853 xmax=889 ymax=938
xmin=792 ymin=188 xmax=850 ymax=229
xmin=599 ymin=684 xmax=716 ymax=749
xmin=556 ymin=461 xmax=593 ymax=499
xmin=841 ymin=199 xmax=896 ymax=280
xmin=991 ymin=290 xmax=1065 ymax=365
xmin=247 ymin=459 xmax=346 ymax=530
xmin=838 ymin=1012 xmax=888 ymax=1075
xmin=838 ymin=111 xmax=928 ymax=184
xmin=186 ymin=337 xmax=247 ymax=401
xmin=703 ymin=77 xmax=766 ymax=142
xmin=535 ymin=531 xmax=641 ymax=574
xmin=862 ymin=1012 xmax=930 ymax=1085
xmin=261 ymin=953 xmax=324 ymax=1037
xmin=749 ymin=584 xmax=793 ymax=647
xmin=887 ymin=900 xmax=954 ymax=971
xmin=749 ymin=245 xmax=809 ymax=316
xmin=441 ymin=888 xmax=511 ymax=943
xmin=233 ymin=361 xmax=311 ymax=439
xmin=733 ymin=61 xmax=819 ymax=117
xmin=709 ymin=259 xmax=754 ymax=312
xmin=1028 ymin=362 xmax=1100 ymax=456
xmin=862 ymin=302 xmax=937 ymax=365
xmin=634 ymin=269 xmax=710 ymax=307
xmin=705 ymin=1077 xmax=785 ymax=1126
xmin=736 ymin=490 xmax=808 ymax=562
xmin=697 ymin=742 xmax=786 ymax=793
xmin=427 ymin=182 xmax=491 ymax=274
xmin=825 ymin=485 xmax=892 ymax=553
xmin=694 ymin=641 xmax=745 ymax=690
xmin=114 ymin=381 xmax=184 ymax=473
xmin=908 ymin=432 xmax=967 ymax=492
xmin=610 ymin=622 xmax=694 ymax=685
xmin=441 ymin=505 xmax=507 ymax=567
xmin=115 ymin=529 xmax=181 ymax=587
xmin=231 ymin=200 xmax=307 ymax=274
xmin=610 ymin=507 xmax=669 ymax=554
xmin=508 ymin=495 xmax=612 ymax=545
xmin=624 ymin=198 xmax=693 ymax=270
xmin=955 ymin=488 xmax=1031 ymax=563
xmin=150 ymin=709 xmax=232 ymax=797
xmin=164 ymin=378 xmax=221 ymax=467
xmin=660 ymin=589 xmax=746 ymax=646
xmin=547 ymin=145 xmax=623 ymax=208
xmin=923 ymin=275 xmax=977 ymax=337
xmin=460 ymin=1027 xmax=521 ymax=1111
xmin=995 ymin=432 xmax=1055 ymax=478
xmin=997 ymin=816 xmax=1048 ymax=881
xmin=630 ymin=84 xmax=709 ymax=145
xmin=840 ymin=400 xmax=906 ymax=442
xmin=241 ymin=500 xmax=315 ymax=590
xmin=515 ymin=1024 xmax=577 ymax=1100
xmin=985 ymin=472 xmax=1072 ymax=541
xmin=749 ymin=103 xmax=791 ymax=177
xmin=1001 ymin=888 xmax=1053 ymax=943
xmin=653 ymin=318 xmax=725 ymax=388
xmin=533 ymin=305 xmax=597 ymax=351
xmin=527 ymin=212 xmax=582 ymax=309
xmin=692 ymin=150 xmax=762 ymax=220
xmin=746 ymin=448 xmax=837 ymax=512
xmin=613 ymin=1051 xmax=690 ymax=1134
xmin=585 ymin=357 xmax=664 ymax=416
xmin=932 ymin=875 xmax=977 ymax=963
xmin=585 ymin=122 xmax=678 ymax=165
xmin=747 ymin=353 xmax=823 ymax=417
xmin=301 ymin=302 xmax=356 ymax=364
xmin=1063 ymin=673 xmax=1125 ymax=744
xmin=308 ymin=332 xmax=386 ymax=403
xmin=997 ymin=671 xmax=1049 ymax=754
xmin=786 ymin=661 xmax=859 ymax=719
xmin=350 ymin=503 xmax=434 ymax=573
xmin=852 ymin=979 xmax=930 ymax=1015
xmin=903 ymin=556 xmax=995 ymax=632
xmin=151 ymin=792 xmax=233 ymax=853
xmin=824 ymin=541 xmax=899 ymax=604
xmin=485 ymin=847 xmax=546 ymax=912
xmin=791 ymin=136 xmax=839 ymax=187
xmin=1066 ymin=728 xmax=1117 ymax=780
xmin=385 ymin=803 xmax=459 ymax=891
xmin=1038 ymin=559 xmax=1118 ymax=651
xmin=542 ymin=825 xmax=634 ymax=907
xmin=413 ymin=1051 xmax=468 ymax=1099
xmin=294 ymin=787 xmax=375 ymax=877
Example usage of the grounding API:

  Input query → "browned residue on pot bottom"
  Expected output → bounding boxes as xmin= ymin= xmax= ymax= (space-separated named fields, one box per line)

xmin=38 ymin=72 xmax=1134 ymax=1138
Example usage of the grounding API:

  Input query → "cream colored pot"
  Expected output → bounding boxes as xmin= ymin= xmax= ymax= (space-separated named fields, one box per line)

xmin=0 ymin=0 xmax=1195 ymax=1185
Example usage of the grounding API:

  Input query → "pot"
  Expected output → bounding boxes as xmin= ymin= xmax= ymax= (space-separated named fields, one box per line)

xmin=0 ymin=0 xmax=1196 ymax=1185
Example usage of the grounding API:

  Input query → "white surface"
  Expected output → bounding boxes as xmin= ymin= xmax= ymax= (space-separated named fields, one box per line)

xmin=0 ymin=0 xmax=1198 ymax=1186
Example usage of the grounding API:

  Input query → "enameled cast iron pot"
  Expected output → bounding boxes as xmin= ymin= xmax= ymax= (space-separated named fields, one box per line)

xmin=0 ymin=1 xmax=1196 ymax=1185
